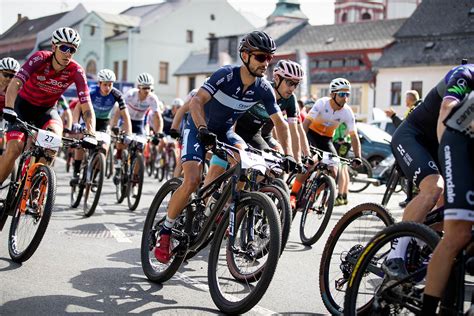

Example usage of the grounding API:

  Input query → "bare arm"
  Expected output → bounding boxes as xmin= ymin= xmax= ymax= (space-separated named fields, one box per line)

xmin=63 ymin=108 xmax=73 ymax=130
xmin=297 ymin=122 xmax=311 ymax=156
xmin=349 ymin=130 xmax=362 ymax=158
xmin=190 ymin=88 xmax=212 ymax=129
xmin=171 ymin=102 xmax=190 ymax=130
xmin=153 ymin=111 xmax=163 ymax=133
xmin=72 ymin=103 xmax=81 ymax=124
xmin=119 ymin=108 xmax=132 ymax=135
xmin=302 ymin=117 xmax=311 ymax=133
xmin=289 ymin=123 xmax=301 ymax=163
xmin=270 ymin=112 xmax=294 ymax=157
xmin=437 ymin=98 xmax=458 ymax=142
xmin=5 ymin=78 xmax=22 ymax=108
xmin=79 ymin=102 xmax=96 ymax=133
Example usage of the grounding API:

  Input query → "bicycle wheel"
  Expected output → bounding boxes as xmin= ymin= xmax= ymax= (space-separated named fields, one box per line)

xmin=286 ymin=171 xmax=297 ymax=191
xmin=259 ymin=184 xmax=291 ymax=255
xmin=208 ymin=191 xmax=281 ymax=314
xmin=105 ymin=143 xmax=114 ymax=179
xmin=70 ymin=160 xmax=86 ymax=208
xmin=344 ymin=222 xmax=440 ymax=315
xmin=8 ymin=165 xmax=56 ymax=262
xmin=348 ymin=157 xmax=373 ymax=193
xmin=166 ymin=149 xmax=176 ymax=181
xmin=141 ymin=177 xmax=186 ymax=282
xmin=271 ymin=177 xmax=291 ymax=197
xmin=115 ymin=150 xmax=128 ymax=203
xmin=128 ymin=154 xmax=145 ymax=211
xmin=83 ymin=152 xmax=105 ymax=217
xmin=157 ymin=153 xmax=166 ymax=182
xmin=381 ymin=165 xmax=400 ymax=207
xmin=319 ymin=203 xmax=395 ymax=315
xmin=300 ymin=174 xmax=336 ymax=246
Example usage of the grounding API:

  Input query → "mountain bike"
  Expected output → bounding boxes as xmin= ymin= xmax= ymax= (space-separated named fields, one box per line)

xmin=155 ymin=136 xmax=177 ymax=182
xmin=0 ymin=117 xmax=95 ymax=262
xmin=141 ymin=141 xmax=281 ymax=314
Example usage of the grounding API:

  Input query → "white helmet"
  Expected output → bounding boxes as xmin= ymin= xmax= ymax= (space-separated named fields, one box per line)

xmin=97 ymin=69 xmax=116 ymax=82
xmin=171 ymin=98 xmax=184 ymax=107
xmin=51 ymin=27 xmax=81 ymax=47
xmin=0 ymin=57 xmax=20 ymax=72
xmin=329 ymin=78 xmax=351 ymax=93
xmin=137 ymin=73 xmax=154 ymax=86
xmin=273 ymin=59 xmax=304 ymax=81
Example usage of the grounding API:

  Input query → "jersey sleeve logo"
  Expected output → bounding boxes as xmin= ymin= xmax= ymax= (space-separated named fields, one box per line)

xmin=448 ymin=78 xmax=469 ymax=96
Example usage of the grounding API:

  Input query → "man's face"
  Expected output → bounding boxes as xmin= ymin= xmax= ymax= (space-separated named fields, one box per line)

xmin=332 ymin=88 xmax=350 ymax=107
xmin=276 ymin=76 xmax=300 ymax=99
xmin=0 ymin=70 xmax=15 ymax=87
xmin=138 ymin=85 xmax=151 ymax=96
xmin=245 ymin=50 xmax=273 ymax=77
xmin=54 ymin=43 xmax=77 ymax=65
xmin=99 ymin=82 xmax=113 ymax=95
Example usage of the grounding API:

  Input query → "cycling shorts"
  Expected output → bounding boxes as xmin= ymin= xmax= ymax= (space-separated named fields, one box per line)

xmin=306 ymin=129 xmax=337 ymax=155
xmin=96 ymin=118 xmax=109 ymax=132
xmin=7 ymin=95 xmax=62 ymax=142
xmin=238 ymin=129 xmax=270 ymax=151
xmin=181 ymin=118 xmax=246 ymax=163
xmin=439 ymin=128 xmax=474 ymax=221
xmin=131 ymin=119 xmax=145 ymax=135
xmin=263 ymin=133 xmax=279 ymax=149
xmin=391 ymin=120 xmax=440 ymax=188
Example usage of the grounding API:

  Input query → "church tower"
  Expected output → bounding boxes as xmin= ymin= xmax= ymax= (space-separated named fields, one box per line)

xmin=267 ymin=0 xmax=309 ymax=25
xmin=335 ymin=0 xmax=421 ymax=24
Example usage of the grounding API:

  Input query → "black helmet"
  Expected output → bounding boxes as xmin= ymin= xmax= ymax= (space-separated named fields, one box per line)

xmin=239 ymin=31 xmax=276 ymax=54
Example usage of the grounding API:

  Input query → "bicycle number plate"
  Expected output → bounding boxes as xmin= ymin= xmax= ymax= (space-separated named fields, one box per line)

xmin=95 ymin=131 xmax=111 ymax=145
xmin=322 ymin=151 xmax=340 ymax=165
xmin=35 ymin=129 xmax=62 ymax=150
xmin=239 ymin=149 xmax=267 ymax=173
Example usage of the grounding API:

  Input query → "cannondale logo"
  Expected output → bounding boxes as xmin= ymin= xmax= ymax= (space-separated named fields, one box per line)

xmin=467 ymin=191 xmax=474 ymax=205
xmin=428 ymin=161 xmax=438 ymax=171
xmin=444 ymin=145 xmax=456 ymax=203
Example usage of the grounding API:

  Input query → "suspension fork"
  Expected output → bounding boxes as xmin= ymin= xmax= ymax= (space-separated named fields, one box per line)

xmin=19 ymin=159 xmax=46 ymax=214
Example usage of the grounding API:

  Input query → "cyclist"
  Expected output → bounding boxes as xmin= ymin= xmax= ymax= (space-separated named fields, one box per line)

xmin=332 ymin=122 xmax=352 ymax=206
xmin=422 ymin=91 xmax=474 ymax=315
xmin=384 ymin=63 xmax=474 ymax=279
xmin=0 ymin=27 xmax=95 ymax=184
xmin=0 ymin=57 xmax=20 ymax=155
xmin=71 ymin=69 xmax=132 ymax=182
xmin=292 ymin=78 xmax=362 ymax=206
xmin=57 ymin=95 xmax=72 ymax=130
xmin=154 ymin=30 xmax=298 ymax=264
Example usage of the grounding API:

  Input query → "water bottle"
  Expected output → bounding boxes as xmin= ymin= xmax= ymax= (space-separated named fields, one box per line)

xmin=205 ymin=191 xmax=221 ymax=217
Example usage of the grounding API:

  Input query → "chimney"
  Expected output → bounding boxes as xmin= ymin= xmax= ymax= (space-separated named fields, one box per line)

xmin=17 ymin=13 xmax=22 ymax=21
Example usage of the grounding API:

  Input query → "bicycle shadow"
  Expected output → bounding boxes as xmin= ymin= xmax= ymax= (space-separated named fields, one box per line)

xmin=0 ymin=257 xmax=22 ymax=272
xmin=283 ymin=241 xmax=312 ymax=252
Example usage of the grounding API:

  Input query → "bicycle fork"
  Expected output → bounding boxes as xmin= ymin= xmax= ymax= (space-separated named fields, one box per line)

xmin=20 ymin=161 xmax=47 ymax=216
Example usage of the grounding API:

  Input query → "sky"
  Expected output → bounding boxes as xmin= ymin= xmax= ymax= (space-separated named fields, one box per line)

xmin=0 ymin=0 xmax=335 ymax=33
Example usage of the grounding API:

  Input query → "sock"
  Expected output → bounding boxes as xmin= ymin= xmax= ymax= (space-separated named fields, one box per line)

xmin=115 ymin=149 xmax=122 ymax=160
xmin=336 ymin=194 xmax=342 ymax=200
xmin=421 ymin=293 xmax=440 ymax=315
xmin=161 ymin=215 xmax=176 ymax=234
xmin=73 ymin=160 xmax=82 ymax=174
xmin=387 ymin=237 xmax=411 ymax=260
xmin=291 ymin=180 xmax=302 ymax=195
xmin=342 ymin=193 xmax=347 ymax=199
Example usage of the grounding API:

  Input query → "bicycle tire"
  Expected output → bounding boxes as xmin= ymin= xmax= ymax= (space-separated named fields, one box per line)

xmin=141 ymin=177 xmax=186 ymax=283
xmin=157 ymin=153 xmax=166 ymax=182
xmin=70 ymin=160 xmax=86 ymax=208
xmin=319 ymin=203 xmax=394 ymax=315
xmin=300 ymin=174 xmax=336 ymax=246
xmin=127 ymin=154 xmax=145 ymax=211
xmin=381 ymin=164 xmax=400 ymax=207
xmin=207 ymin=191 xmax=281 ymax=314
xmin=83 ymin=152 xmax=105 ymax=217
xmin=115 ymin=150 xmax=128 ymax=203
xmin=344 ymin=222 xmax=440 ymax=315
xmin=8 ymin=165 xmax=56 ymax=262
xmin=271 ymin=177 xmax=291 ymax=197
xmin=348 ymin=157 xmax=373 ymax=193
xmin=105 ymin=143 xmax=114 ymax=179
xmin=166 ymin=149 xmax=176 ymax=181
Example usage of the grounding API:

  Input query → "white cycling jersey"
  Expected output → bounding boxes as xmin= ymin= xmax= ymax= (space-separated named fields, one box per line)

xmin=306 ymin=97 xmax=356 ymax=137
xmin=124 ymin=88 xmax=160 ymax=121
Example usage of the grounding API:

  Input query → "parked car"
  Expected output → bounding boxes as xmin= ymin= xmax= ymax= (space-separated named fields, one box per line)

xmin=370 ymin=108 xmax=397 ymax=135
xmin=354 ymin=122 xmax=392 ymax=167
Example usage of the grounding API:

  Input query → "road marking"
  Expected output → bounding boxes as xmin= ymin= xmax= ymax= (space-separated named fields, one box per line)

xmin=96 ymin=204 xmax=105 ymax=214
xmin=172 ymin=271 xmax=276 ymax=315
xmin=103 ymin=223 xmax=132 ymax=243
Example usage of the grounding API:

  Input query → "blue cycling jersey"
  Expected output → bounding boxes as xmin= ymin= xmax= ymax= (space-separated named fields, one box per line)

xmin=198 ymin=65 xmax=280 ymax=133
xmin=90 ymin=85 xmax=126 ymax=120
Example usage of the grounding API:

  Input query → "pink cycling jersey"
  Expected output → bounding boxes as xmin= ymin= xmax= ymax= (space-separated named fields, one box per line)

xmin=15 ymin=51 xmax=90 ymax=107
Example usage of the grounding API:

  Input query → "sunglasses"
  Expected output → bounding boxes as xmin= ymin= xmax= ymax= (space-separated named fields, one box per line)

xmin=58 ymin=44 xmax=77 ymax=54
xmin=2 ymin=72 xmax=15 ymax=79
xmin=336 ymin=92 xmax=351 ymax=98
xmin=251 ymin=53 xmax=273 ymax=63
xmin=285 ymin=79 xmax=300 ymax=88
xmin=140 ymin=86 xmax=151 ymax=90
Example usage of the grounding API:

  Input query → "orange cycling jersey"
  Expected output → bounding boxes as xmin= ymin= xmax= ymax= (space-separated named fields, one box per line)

xmin=306 ymin=97 xmax=356 ymax=137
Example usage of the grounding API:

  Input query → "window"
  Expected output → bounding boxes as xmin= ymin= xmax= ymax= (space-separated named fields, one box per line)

xmin=318 ymin=88 xmax=329 ymax=98
xmin=318 ymin=60 xmax=330 ymax=68
xmin=90 ymin=25 xmax=96 ymax=36
xmin=391 ymin=82 xmax=402 ymax=106
xmin=341 ymin=12 xmax=347 ymax=23
xmin=113 ymin=61 xmax=119 ymax=80
xmin=209 ymin=37 xmax=218 ymax=62
xmin=210 ymin=14 xmax=215 ymax=21
xmin=86 ymin=60 xmax=97 ymax=77
xmin=345 ymin=58 xmax=360 ymax=67
xmin=160 ymin=62 xmax=169 ymax=84
xmin=331 ymin=59 xmax=344 ymax=68
xmin=361 ymin=12 xmax=371 ymax=20
xmin=350 ymin=87 xmax=362 ymax=106
xmin=411 ymin=81 xmax=423 ymax=97
xmin=122 ymin=60 xmax=127 ymax=81
xmin=228 ymin=36 xmax=238 ymax=59
xmin=189 ymin=76 xmax=196 ymax=91
xmin=186 ymin=30 xmax=193 ymax=43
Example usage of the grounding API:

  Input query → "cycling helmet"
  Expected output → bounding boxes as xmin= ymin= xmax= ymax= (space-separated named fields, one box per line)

xmin=329 ymin=78 xmax=351 ymax=93
xmin=171 ymin=98 xmax=184 ymax=107
xmin=0 ymin=57 xmax=20 ymax=72
xmin=239 ymin=31 xmax=276 ymax=54
xmin=137 ymin=72 xmax=154 ymax=86
xmin=273 ymin=59 xmax=304 ymax=81
xmin=51 ymin=27 xmax=81 ymax=47
xmin=97 ymin=69 xmax=116 ymax=82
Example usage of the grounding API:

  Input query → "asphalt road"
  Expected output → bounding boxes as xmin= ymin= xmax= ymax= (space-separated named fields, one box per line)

xmin=0 ymin=158 xmax=406 ymax=315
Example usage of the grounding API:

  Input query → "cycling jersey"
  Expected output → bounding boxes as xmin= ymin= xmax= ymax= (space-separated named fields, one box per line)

xmin=0 ymin=92 xmax=5 ymax=112
xmin=162 ymin=109 xmax=174 ymax=134
xmin=15 ymin=51 xmax=90 ymax=107
xmin=444 ymin=91 xmax=474 ymax=138
xmin=124 ymin=88 xmax=159 ymax=121
xmin=90 ymin=85 xmax=126 ymax=120
xmin=306 ymin=97 xmax=356 ymax=137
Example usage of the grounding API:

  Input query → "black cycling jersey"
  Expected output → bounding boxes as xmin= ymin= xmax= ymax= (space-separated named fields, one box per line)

xmin=162 ymin=109 xmax=174 ymax=135
xmin=444 ymin=92 xmax=474 ymax=138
